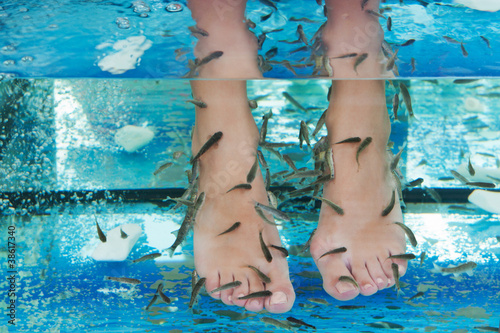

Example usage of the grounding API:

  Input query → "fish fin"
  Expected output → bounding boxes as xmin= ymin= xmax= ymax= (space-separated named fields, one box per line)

xmin=465 ymin=270 xmax=474 ymax=277
xmin=430 ymin=262 xmax=442 ymax=274
xmin=167 ymin=247 xmax=175 ymax=257
xmin=397 ymin=288 xmax=405 ymax=298
xmin=171 ymin=229 xmax=179 ymax=236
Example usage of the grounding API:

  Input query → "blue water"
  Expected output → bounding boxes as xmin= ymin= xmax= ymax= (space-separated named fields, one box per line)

xmin=0 ymin=0 xmax=500 ymax=78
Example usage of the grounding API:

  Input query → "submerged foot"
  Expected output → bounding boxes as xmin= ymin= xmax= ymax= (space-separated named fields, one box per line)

xmin=310 ymin=81 xmax=408 ymax=301
xmin=190 ymin=89 xmax=295 ymax=313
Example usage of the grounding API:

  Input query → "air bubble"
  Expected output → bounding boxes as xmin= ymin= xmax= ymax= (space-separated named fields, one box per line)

xmin=132 ymin=1 xmax=150 ymax=13
xmin=22 ymin=56 xmax=34 ymax=62
xmin=139 ymin=13 xmax=148 ymax=18
xmin=3 ymin=60 xmax=15 ymax=66
xmin=2 ymin=44 xmax=16 ymax=52
xmin=115 ymin=17 xmax=130 ymax=29
xmin=19 ymin=7 xmax=29 ymax=12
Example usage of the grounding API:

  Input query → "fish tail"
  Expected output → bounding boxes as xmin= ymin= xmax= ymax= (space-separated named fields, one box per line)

xmin=397 ymin=288 xmax=405 ymax=298
xmin=167 ymin=247 xmax=175 ymax=257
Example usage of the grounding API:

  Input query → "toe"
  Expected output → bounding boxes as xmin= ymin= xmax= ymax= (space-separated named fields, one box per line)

xmin=351 ymin=261 xmax=378 ymax=296
xmin=243 ymin=273 xmax=265 ymax=312
xmin=366 ymin=257 xmax=389 ymax=290
xmin=219 ymin=273 xmax=236 ymax=305
xmin=264 ymin=279 xmax=295 ymax=313
xmin=231 ymin=273 xmax=250 ymax=308
xmin=318 ymin=257 xmax=360 ymax=301
xmin=205 ymin=272 xmax=222 ymax=300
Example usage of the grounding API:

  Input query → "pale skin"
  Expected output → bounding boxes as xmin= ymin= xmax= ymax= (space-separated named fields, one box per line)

xmin=186 ymin=0 xmax=407 ymax=312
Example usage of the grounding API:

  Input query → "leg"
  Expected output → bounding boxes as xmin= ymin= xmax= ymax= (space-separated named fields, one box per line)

xmin=187 ymin=0 xmax=295 ymax=313
xmin=310 ymin=0 xmax=407 ymax=301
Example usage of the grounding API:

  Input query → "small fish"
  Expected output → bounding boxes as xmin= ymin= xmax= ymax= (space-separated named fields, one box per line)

xmin=300 ymin=229 xmax=316 ymax=253
xmin=307 ymin=297 xmax=330 ymax=305
xmin=336 ymin=137 xmax=361 ymax=144
xmin=238 ymin=290 xmax=272 ymax=300
xmin=468 ymin=158 xmax=475 ymax=176
xmin=312 ymin=109 xmax=327 ymax=136
xmin=390 ymin=145 xmax=404 ymax=170
xmin=210 ymin=281 xmax=242 ymax=294
xmin=480 ymin=35 xmax=491 ymax=48
xmin=387 ymin=16 xmax=392 ymax=31
xmin=466 ymin=182 xmax=496 ymax=188
xmin=454 ymin=79 xmax=479 ymax=84
xmin=386 ymin=48 xmax=399 ymax=71
xmin=366 ymin=9 xmax=386 ymax=19
xmin=132 ymin=252 xmax=161 ymax=263
xmin=431 ymin=261 xmax=477 ymax=276
xmin=289 ymin=17 xmax=318 ymax=23
xmin=260 ymin=142 xmax=295 ymax=148
xmin=448 ymin=205 xmax=475 ymax=212
xmin=338 ymin=275 xmax=359 ymax=290
xmin=450 ymin=170 xmax=469 ymax=184
xmin=255 ymin=201 xmax=291 ymax=221
xmin=391 ymin=263 xmax=403 ymax=296
xmin=407 ymin=291 xmax=424 ymax=301
xmin=255 ymin=205 xmax=278 ymax=226
xmin=260 ymin=11 xmax=272 ymax=22
xmin=247 ymin=265 xmax=271 ymax=283
xmin=289 ymin=45 xmax=308 ymax=55
xmin=323 ymin=55 xmax=334 ymax=76
xmin=95 ymin=218 xmax=106 ymax=243
xmin=419 ymin=252 xmax=426 ymax=266
xmin=473 ymin=326 xmax=498 ymax=332
xmin=245 ymin=19 xmax=256 ymax=29
xmin=410 ymin=57 xmax=416 ymax=73
xmin=286 ymin=317 xmax=316 ymax=329
xmin=257 ymin=149 xmax=268 ymax=170
xmin=186 ymin=99 xmax=207 ymax=108
xmin=443 ymin=35 xmax=460 ymax=44
xmin=332 ymin=53 xmax=358 ymax=59
xmin=197 ymin=51 xmax=223 ymax=67
xmin=407 ymin=178 xmax=424 ymax=187
xmin=153 ymin=162 xmax=173 ymax=176
xmin=259 ymin=231 xmax=273 ymax=263
xmin=265 ymin=47 xmax=278 ymax=59
xmin=326 ymin=147 xmax=334 ymax=179
xmin=158 ymin=288 xmax=171 ymax=304
xmin=146 ymin=294 xmax=158 ymax=310
xmin=172 ymin=151 xmax=185 ymax=159
xmin=261 ymin=317 xmax=294 ymax=331
xmin=188 ymin=25 xmax=209 ymax=37
xmin=248 ymin=99 xmax=258 ymax=109
xmin=461 ymin=43 xmax=468 ymax=57
xmin=283 ymin=154 xmax=298 ymax=172
xmin=361 ymin=0 xmax=369 ymax=10
xmin=257 ymin=33 xmax=266 ymax=49
xmin=313 ymin=196 xmax=344 ymax=215
xmin=217 ymin=222 xmax=241 ymax=236
xmin=246 ymin=156 xmax=259 ymax=183
xmin=300 ymin=121 xmax=311 ymax=147
xmin=120 ymin=228 xmax=128 ymax=239
xmin=399 ymin=39 xmax=415 ymax=47
xmin=105 ymin=276 xmax=141 ymax=284
xmin=381 ymin=190 xmax=396 ymax=217
xmin=388 ymin=253 xmax=416 ymax=260
xmin=190 ymin=131 xmax=223 ymax=163
xmin=319 ymin=246 xmax=347 ymax=259
xmin=353 ymin=53 xmax=368 ymax=74
xmin=226 ymin=183 xmax=252 ymax=193
xmin=338 ymin=305 xmax=365 ymax=309
xmin=356 ymin=137 xmax=373 ymax=168
xmin=267 ymin=191 xmax=278 ymax=208
xmin=399 ymin=82 xmax=413 ymax=117
xmin=270 ymin=244 xmax=288 ymax=257
xmin=282 ymin=91 xmax=307 ymax=111
xmin=189 ymin=277 xmax=206 ymax=309
xmin=297 ymin=24 xmax=308 ymax=45
xmin=394 ymin=222 xmax=417 ymax=247
xmin=260 ymin=116 xmax=269 ymax=144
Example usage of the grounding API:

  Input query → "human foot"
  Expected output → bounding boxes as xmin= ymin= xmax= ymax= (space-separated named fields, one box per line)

xmin=190 ymin=81 xmax=295 ymax=313
xmin=310 ymin=80 xmax=408 ymax=301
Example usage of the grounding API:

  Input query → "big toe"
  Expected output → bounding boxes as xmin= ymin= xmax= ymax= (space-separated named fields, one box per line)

xmin=318 ymin=257 xmax=360 ymax=301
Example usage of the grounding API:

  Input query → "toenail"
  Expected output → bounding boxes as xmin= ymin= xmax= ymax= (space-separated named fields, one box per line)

xmin=376 ymin=278 xmax=385 ymax=285
xmin=363 ymin=284 xmax=374 ymax=291
xmin=336 ymin=281 xmax=357 ymax=294
xmin=250 ymin=299 xmax=260 ymax=308
xmin=227 ymin=295 xmax=232 ymax=302
xmin=270 ymin=291 xmax=287 ymax=305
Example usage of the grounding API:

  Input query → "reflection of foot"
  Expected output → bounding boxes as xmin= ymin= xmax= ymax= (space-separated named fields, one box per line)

xmin=310 ymin=80 xmax=408 ymax=301
xmin=190 ymin=86 xmax=295 ymax=313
